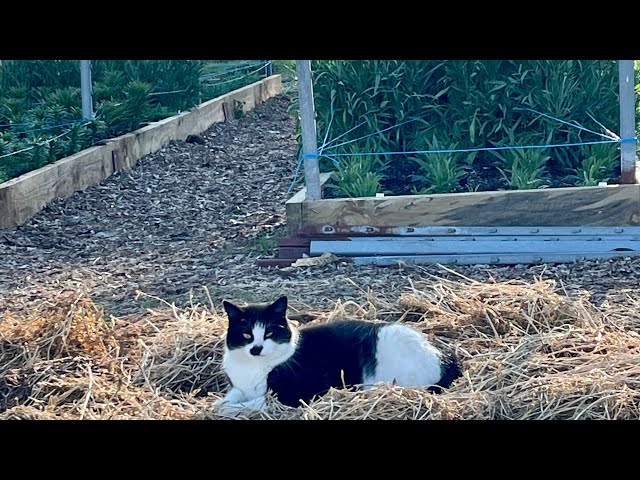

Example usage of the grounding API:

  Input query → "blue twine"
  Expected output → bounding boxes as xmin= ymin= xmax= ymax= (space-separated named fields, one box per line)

xmin=199 ymin=61 xmax=268 ymax=81
xmin=318 ymin=101 xmax=336 ymax=154
xmin=202 ymin=61 xmax=262 ymax=69
xmin=288 ymin=102 xmax=635 ymax=193
xmin=301 ymin=137 xmax=635 ymax=162
xmin=0 ymin=118 xmax=91 ymax=135
xmin=318 ymin=118 xmax=370 ymax=151
xmin=586 ymin=112 xmax=620 ymax=140
xmin=200 ymin=61 xmax=264 ymax=80
xmin=0 ymin=121 xmax=31 ymax=128
xmin=201 ymin=61 xmax=265 ymax=77
xmin=0 ymin=127 xmax=74 ymax=160
xmin=321 ymin=117 xmax=420 ymax=152
xmin=288 ymin=135 xmax=635 ymax=195
xmin=315 ymin=104 xmax=621 ymax=160
xmin=516 ymin=106 xmax=617 ymax=141
xmin=201 ymin=62 xmax=270 ymax=90
xmin=287 ymin=136 xmax=634 ymax=192
xmin=149 ymin=88 xmax=190 ymax=97
xmin=307 ymin=104 xmax=632 ymax=165
xmin=286 ymin=152 xmax=305 ymax=194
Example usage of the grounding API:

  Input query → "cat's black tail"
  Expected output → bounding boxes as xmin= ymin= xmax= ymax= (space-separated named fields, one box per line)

xmin=427 ymin=353 xmax=463 ymax=394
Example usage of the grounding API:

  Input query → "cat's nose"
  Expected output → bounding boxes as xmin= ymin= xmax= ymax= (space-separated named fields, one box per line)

xmin=250 ymin=345 xmax=263 ymax=356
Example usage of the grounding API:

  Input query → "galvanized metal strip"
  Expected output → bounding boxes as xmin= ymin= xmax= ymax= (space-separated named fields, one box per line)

xmin=312 ymin=225 xmax=640 ymax=236
xmin=335 ymin=235 xmax=640 ymax=242
xmin=351 ymin=252 xmax=640 ymax=266
xmin=310 ymin=239 xmax=640 ymax=256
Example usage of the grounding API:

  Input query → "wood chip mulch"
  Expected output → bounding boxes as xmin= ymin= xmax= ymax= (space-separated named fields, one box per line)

xmin=2 ymin=94 xmax=640 ymax=320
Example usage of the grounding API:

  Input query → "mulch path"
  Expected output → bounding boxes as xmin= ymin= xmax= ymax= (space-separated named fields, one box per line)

xmin=2 ymin=93 xmax=640 ymax=320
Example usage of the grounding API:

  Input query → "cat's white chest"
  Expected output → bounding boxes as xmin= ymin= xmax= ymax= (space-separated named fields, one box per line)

xmin=222 ymin=351 xmax=270 ymax=398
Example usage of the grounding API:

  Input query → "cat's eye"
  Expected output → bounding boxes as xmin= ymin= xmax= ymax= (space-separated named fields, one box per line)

xmin=265 ymin=332 xmax=273 ymax=338
xmin=243 ymin=333 xmax=252 ymax=339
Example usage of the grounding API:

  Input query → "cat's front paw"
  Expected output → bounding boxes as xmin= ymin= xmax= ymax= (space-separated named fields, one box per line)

xmin=213 ymin=387 xmax=244 ymax=407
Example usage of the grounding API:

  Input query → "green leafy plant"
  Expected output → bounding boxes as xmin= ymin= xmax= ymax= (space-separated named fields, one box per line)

xmin=569 ymin=143 xmax=618 ymax=186
xmin=495 ymin=148 xmax=550 ymax=190
xmin=411 ymin=154 xmax=465 ymax=194
xmin=410 ymin=135 xmax=468 ymax=194
xmin=92 ymin=70 xmax=128 ymax=102
xmin=0 ymin=60 xmax=267 ymax=184
xmin=307 ymin=60 xmax=622 ymax=197
xmin=328 ymin=154 xmax=382 ymax=198
xmin=251 ymin=226 xmax=287 ymax=255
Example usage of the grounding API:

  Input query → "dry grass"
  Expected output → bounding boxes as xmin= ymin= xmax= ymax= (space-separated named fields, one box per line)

xmin=1 ymin=270 xmax=639 ymax=420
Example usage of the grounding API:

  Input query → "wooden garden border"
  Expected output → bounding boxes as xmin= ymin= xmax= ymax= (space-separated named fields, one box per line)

xmin=261 ymin=177 xmax=640 ymax=268
xmin=0 ymin=75 xmax=282 ymax=230
xmin=286 ymin=182 xmax=640 ymax=237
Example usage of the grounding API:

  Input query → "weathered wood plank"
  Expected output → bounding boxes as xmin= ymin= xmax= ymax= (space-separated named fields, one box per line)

xmin=0 ymin=75 xmax=282 ymax=230
xmin=262 ymin=76 xmax=281 ymax=101
xmin=300 ymin=184 xmax=640 ymax=230
xmin=284 ymin=204 xmax=302 ymax=237
xmin=108 ymin=133 xmax=139 ymax=172
xmin=285 ymin=172 xmax=333 ymax=235
xmin=278 ymin=236 xmax=312 ymax=247
xmin=256 ymin=258 xmax=298 ymax=267
xmin=351 ymin=251 xmax=640 ymax=266
xmin=278 ymin=246 xmax=310 ymax=258
xmin=619 ymin=60 xmax=638 ymax=183
xmin=310 ymin=238 xmax=640 ymax=256
xmin=0 ymin=145 xmax=115 ymax=229
xmin=226 ymin=82 xmax=259 ymax=112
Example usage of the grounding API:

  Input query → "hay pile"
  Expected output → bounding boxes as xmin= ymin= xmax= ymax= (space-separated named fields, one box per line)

xmin=1 ymin=272 xmax=639 ymax=420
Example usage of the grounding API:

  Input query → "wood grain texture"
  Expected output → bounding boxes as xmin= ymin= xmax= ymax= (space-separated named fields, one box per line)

xmin=296 ymin=60 xmax=321 ymax=200
xmin=0 ymin=75 xmax=282 ymax=230
xmin=0 ymin=145 xmax=115 ymax=230
xmin=285 ymin=172 xmax=334 ymax=235
xmin=301 ymin=184 xmax=640 ymax=229
xmin=619 ymin=60 xmax=637 ymax=183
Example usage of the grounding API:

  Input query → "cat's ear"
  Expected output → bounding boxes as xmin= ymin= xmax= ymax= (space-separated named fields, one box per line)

xmin=268 ymin=295 xmax=288 ymax=318
xmin=222 ymin=300 xmax=244 ymax=323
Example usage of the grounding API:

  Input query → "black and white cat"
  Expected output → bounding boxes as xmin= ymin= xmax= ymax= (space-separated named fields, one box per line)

xmin=213 ymin=295 xmax=462 ymax=414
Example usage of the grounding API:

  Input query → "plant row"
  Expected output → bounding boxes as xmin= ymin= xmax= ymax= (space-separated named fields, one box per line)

xmin=0 ymin=60 xmax=269 ymax=183
xmin=293 ymin=60 xmax=628 ymax=197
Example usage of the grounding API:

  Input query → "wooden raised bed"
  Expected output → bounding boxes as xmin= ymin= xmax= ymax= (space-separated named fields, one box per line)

xmin=272 ymin=172 xmax=640 ymax=270
xmin=257 ymin=61 xmax=640 ymax=268
xmin=0 ymin=75 xmax=282 ymax=230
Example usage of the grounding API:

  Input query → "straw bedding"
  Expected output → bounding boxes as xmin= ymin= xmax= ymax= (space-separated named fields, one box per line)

xmin=1 ymin=272 xmax=639 ymax=420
